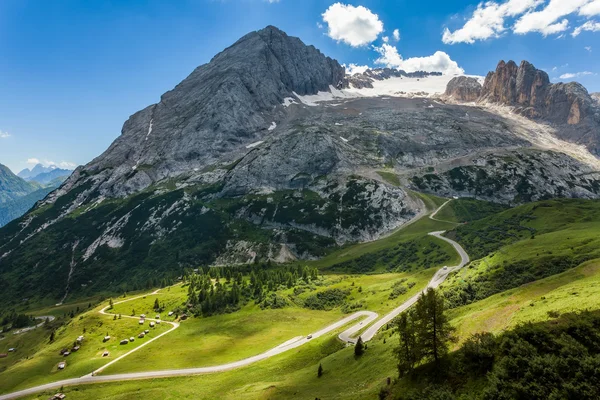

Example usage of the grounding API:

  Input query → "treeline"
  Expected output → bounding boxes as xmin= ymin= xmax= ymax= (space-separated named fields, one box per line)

xmin=387 ymin=309 xmax=600 ymax=399
xmin=185 ymin=263 xmax=319 ymax=317
xmin=1 ymin=311 xmax=37 ymax=331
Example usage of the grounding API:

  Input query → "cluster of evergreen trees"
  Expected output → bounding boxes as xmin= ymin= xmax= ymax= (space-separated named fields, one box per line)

xmin=395 ymin=288 xmax=455 ymax=377
xmin=184 ymin=263 xmax=319 ymax=317
xmin=1 ymin=311 xmax=37 ymax=331
xmin=390 ymin=306 xmax=600 ymax=399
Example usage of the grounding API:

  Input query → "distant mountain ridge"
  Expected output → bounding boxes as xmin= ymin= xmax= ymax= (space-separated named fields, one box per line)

xmin=18 ymin=163 xmax=72 ymax=184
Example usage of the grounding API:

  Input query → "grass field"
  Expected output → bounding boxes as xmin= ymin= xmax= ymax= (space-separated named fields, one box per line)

xmin=449 ymin=258 xmax=600 ymax=343
xmin=102 ymin=269 xmax=435 ymax=374
xmin=441 ymin=199 xmax=600 ymax=309
xmin=24 ymin=328 xmax=398 ymax=400
xmin=0 ymin=310 xmax=170 ymax=394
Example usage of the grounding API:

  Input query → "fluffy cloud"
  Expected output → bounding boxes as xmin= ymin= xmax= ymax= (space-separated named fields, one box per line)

xmin=579 ymin=0 xmax=600 ymax=16
xmin=322 ymin=3 xmax=384 ymax=47
xmin=559 ymin=71 xmax=595 ymax=78
xmin=442 ymin=0 xmax=541 ymax=44
xmin=0 ymin=130 xmax=10 ymax=139
xmin=585 ymin=45 xmax=593 ymax=51
xmin=513 ymin=0 xmax=592 ymax=35
xmin=343 ymin=63 xmax=370 ymax=75
xmin=444 ymin=0 xmax=600 ymax=43
xmin=27 ymin=158 xmax=41 ymax=164
xmin=572 ymin=20 xmax=600 ymax=35
xmin=393 ymin=29 xmax=401 ymax=41
xmin=374 ymin=44 xmax=464 ymax=75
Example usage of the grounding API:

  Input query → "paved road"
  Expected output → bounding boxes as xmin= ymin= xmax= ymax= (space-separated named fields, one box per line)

xmin=2 ymin=316 xmax=56 ymax=336
xmin=0 ymin=202 xmax=470 ymax=400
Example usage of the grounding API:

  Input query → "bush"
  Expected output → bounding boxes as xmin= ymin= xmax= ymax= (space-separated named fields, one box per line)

xmin=304 ymin=289 xmax=350 ymax=311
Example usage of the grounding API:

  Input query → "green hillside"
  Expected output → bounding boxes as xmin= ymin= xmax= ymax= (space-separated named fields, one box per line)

xmin=0 ymin=164 xmax=40 ymax=203
xmin=0 ymin=186 xmax=56 ymax=227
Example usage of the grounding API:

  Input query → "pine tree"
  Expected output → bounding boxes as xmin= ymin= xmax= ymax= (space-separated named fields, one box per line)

xmin=317 ymin=363 xmax=323 ymax=378
xmin=109 ymin=298 xmax=114 ymax=309
xmin=395 ymin=311 xmax=419 ymax=376
xmin=49 ymin=330 xmax=55 ymax=343
xmin=355 ymin=336 xmax=365 ymax=357
xmin=413 ymin=288 xmax=454 ymax=364
xmin=153 ymin=298 xmax=160 ymax=311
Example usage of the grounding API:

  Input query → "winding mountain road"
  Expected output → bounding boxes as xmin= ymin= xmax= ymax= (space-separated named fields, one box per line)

xmin=0 ymin=201 xmax=470 ymax=400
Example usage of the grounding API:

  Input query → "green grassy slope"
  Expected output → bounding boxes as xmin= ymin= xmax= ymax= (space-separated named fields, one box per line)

xmin=432 ymin=198 xmax=509 ymax=223
xmin=442 ymin=199 xmax=600 ymax=308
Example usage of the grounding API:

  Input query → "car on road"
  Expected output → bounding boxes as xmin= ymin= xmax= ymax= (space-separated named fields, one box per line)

xmin=306 ymin=334 xmax=313 ymax=339
xmin=443 ymin=266 xmax=448 ymax=270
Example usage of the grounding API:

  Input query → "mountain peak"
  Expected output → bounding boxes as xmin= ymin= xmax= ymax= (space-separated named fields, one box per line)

xmin=55 ymin=26 xmax=345 ymax=200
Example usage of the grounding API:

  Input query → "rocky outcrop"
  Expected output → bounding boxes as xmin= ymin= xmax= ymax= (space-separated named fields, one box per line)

xmin=411 ymin=149 xmax=600 ymax=203
xmin=445 ymin=76 xmax=482 ymax=102
xmin=446 ymin=60 xmax=600 ymax=156
xmin=480 ymin=60 xmax=600 ymax=127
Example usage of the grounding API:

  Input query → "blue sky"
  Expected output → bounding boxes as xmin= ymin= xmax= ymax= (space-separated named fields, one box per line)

xmin=1 ymin=0 xmax=599 ymax=173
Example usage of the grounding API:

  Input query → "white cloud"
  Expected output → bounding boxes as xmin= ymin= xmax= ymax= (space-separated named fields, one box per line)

xmin=579 ymin=0 xmax=600 ymax=16
xmin=343 ymin=63 xmax=370 ymax=75
xmin=374 ymin=44 xmax=464 ymax=75
xmin=0 ymin=130 xmax=10 ymax=139
xmin=266 ymin=0 xmax=280 ymax=3
xmin=559 ymin=71 xmax=595 ymax=78
xmin=382 ymin=36 xmax=389 ymax=43
xmin=444 ymin=0 xmax=600 ymax=43
xmin=322 ymin=3 xmax=384 ymax=47
xmin=55 ymin=161 xmax=77 ymax=169
xmin=572 ymin=20 xmax=600 ymax=35
xmin=393 ymin=29 xmax=401 ymax=41
xmin=513 ymin=0 xmax=591 ymax=36
xmin=585 ymin=45 xmax=593 ymax=51
xmin=316 ymin=22 xmax=324 ymax=29
xmin=26 ymin=158 xmax=76 ymax=169
xmin=442 ymin=0 xmax=541 ymax=44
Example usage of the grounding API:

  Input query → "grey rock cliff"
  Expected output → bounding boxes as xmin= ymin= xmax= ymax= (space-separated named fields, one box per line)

xmin=446 ymin=60 xmax=600 ymax=156
xmin=49 ymin=25 xmax=345 ymax=201
xmin=445 ymin=76 xmax=482 ymax=102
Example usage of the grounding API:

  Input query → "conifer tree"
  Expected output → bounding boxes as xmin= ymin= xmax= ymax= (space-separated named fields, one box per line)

xmin=355 ymin=336 xmax=365 ymax=357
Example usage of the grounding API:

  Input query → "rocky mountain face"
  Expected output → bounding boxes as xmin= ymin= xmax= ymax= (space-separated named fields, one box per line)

xmin=51 ymin=25 xmax=344 ymax=203
xmin=411 ymin=149 xmax=600 ymax=203
xmin=1 ymin=26 xmax=600 ymax=304
xmin=446 ymin=60 xmax=600 ymax=156
xmin=445 ymin=77 xmax=482 ymax=102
